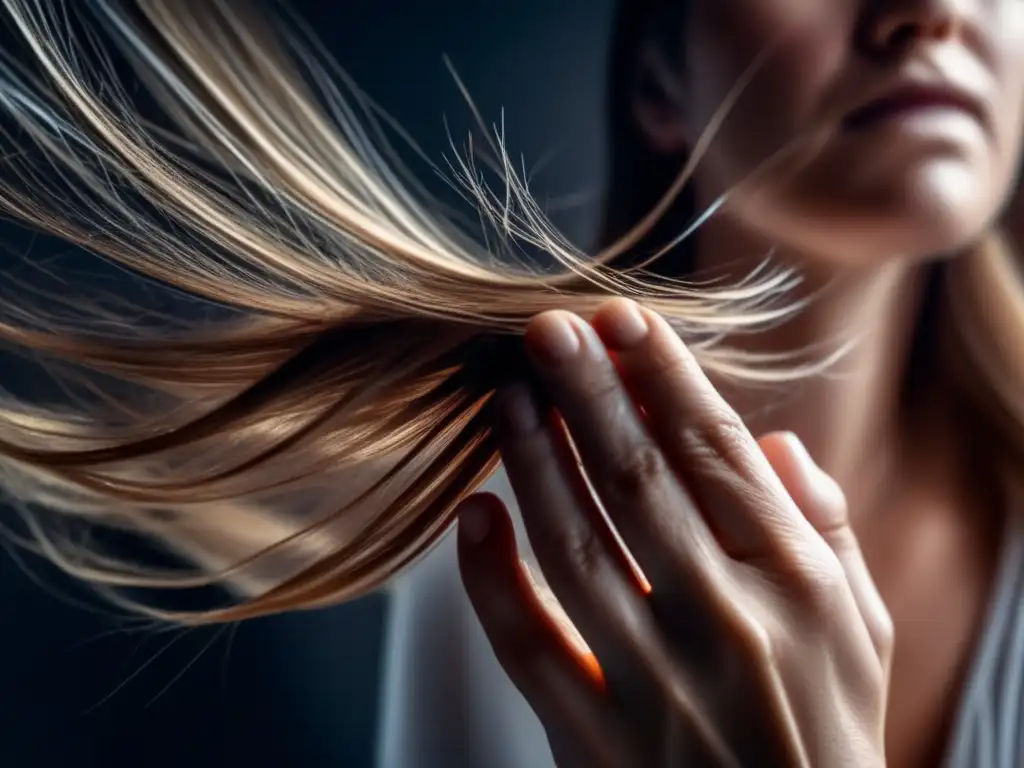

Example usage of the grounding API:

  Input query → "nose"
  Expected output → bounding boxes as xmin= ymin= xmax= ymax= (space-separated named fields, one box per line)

xmin=860 ymin=0 xmax=966 ymax=55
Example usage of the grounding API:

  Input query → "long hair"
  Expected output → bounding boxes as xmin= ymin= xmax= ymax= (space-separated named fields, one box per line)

xmin=0 ymin=0 xmax=1018 ymax=624
xmin=601 ymin=1 xmax=1024 ymax=471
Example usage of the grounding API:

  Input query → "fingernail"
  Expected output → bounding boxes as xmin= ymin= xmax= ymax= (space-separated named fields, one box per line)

xmin=459 ymin=497 xmax=493 ymax=545
xmin=525 ymin=314 xmax=581 ymax=366
xmin=493 ymin=381 xmax=541 ymax=435
xmin=597 ymin=299 xmax=648 ymax=350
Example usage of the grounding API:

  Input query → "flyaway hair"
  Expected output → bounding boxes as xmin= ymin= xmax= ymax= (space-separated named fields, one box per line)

xmin=0 ymin=0 xmax=1019 ymax=623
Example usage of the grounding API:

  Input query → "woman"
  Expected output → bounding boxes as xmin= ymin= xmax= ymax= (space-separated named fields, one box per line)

xmin=0 ymin=0 xmax=1022 ymax=763
xmin=378 ymin=1 xmax=1024 ymax=766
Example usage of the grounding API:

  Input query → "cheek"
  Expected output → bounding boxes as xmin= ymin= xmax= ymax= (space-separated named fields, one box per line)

xmin=684 ymin=1 xmax=854 ymax=193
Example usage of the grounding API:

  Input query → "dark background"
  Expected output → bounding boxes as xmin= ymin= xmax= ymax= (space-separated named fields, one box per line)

xmin=0 ymin=2 xmax=613 ymax=766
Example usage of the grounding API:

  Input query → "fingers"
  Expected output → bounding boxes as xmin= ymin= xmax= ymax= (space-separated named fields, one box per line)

xmin=588 ymin=299 xmax=821 ymax=564
xmin=455 ymin=492 xmax=635 ymax=767
xmin=491 ymin=382 xmax=683 ymax=711
xmin=759 ymin=433 xmax=894 ymax=666
xmin=519 ymin=299 xmax=890 ymax=663
xmin=519 ymin=309 xmax=730 ymax=595
xmin=489 ymin=383 xmax=738 ymax=765
xmin=494 ymin=383 xmax=647 ymax=594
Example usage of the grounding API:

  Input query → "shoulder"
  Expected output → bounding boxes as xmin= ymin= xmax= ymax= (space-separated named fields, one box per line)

xmin=375 ymin=469 xmax=554 ymax=768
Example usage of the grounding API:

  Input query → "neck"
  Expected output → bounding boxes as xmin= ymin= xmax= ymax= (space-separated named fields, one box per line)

xmin=690 ymin=207 xmax=936 ymax=516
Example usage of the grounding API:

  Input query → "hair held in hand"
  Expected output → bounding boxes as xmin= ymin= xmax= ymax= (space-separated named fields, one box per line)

xmin=0 ymin=0 xmax=1020 ymax=623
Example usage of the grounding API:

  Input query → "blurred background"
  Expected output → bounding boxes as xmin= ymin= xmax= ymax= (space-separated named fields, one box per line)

xmin=0 ymin=1 xmax=614 ymax=765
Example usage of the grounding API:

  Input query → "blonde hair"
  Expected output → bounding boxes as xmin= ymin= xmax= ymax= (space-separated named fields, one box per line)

xmin=0 ymin=0 xmax=1019 ymax=623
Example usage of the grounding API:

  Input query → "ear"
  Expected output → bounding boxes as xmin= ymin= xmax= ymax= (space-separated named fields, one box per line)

xmin=632 ymin=43 xmax=690 ymax=155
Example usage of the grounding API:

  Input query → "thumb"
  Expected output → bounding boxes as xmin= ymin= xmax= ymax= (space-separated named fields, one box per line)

xmin=759 ymin=432 xmax=894 ymax=668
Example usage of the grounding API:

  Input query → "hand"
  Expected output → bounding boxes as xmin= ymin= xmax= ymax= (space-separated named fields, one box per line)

xmin=455 ymin=299 xmax=893 ymax=767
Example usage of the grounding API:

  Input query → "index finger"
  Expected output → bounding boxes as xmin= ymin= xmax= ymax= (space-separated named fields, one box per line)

xmin=591 ymin=298 xmax=822 ymax=563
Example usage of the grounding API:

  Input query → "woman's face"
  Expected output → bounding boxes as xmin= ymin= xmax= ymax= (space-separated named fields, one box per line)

xmin=645 ymin=0 xmax=1024 ymax=265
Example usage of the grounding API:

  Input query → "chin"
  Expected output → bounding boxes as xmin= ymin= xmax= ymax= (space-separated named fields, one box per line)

xmin=811 ymin=175 xmax=997 ymax=266
xmin=882 ymin=177 xmax=995 ymax=260
xmin=732 ymin=158 xmax=1004 ymax=268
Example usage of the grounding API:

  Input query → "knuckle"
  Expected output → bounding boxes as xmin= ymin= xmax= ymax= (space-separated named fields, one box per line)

xmin=818 ymin=523 xmax=859 ymax=559
xmin=735 ymin=612 xmax=777 ymax=667
xmin=577 ymin=369 xmax=624 ymax=405
xmin=547 ymin=523 xmax=605 ymax=580
xmin=605 ymin=442 xmax=667 ymax=506
xmin=788 ymin=549 xmax=848 ymax=615
xmin=634 ymin=335 xmax=683 ymax=376
xmin=677 ymin=407 xmax=755 ymax=479
xmin=704 ymin=408 xmax=750 ymax=450
xmin=589 ymin=374 xmax=621 ymax=401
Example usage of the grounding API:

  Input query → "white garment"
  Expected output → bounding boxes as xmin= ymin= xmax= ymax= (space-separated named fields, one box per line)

xmin=376 ymin=469 xmax=1024 ymax=768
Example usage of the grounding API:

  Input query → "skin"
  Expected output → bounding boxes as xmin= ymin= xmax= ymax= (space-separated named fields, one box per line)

xmin=676 ymin=0 xmax=1024 ymax=266
xmin=455 ymin=1 xmax=1024 ymax=766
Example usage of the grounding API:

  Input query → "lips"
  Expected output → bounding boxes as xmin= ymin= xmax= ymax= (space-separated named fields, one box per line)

xmin=842 ymin=85 xmax=986 ymax=131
